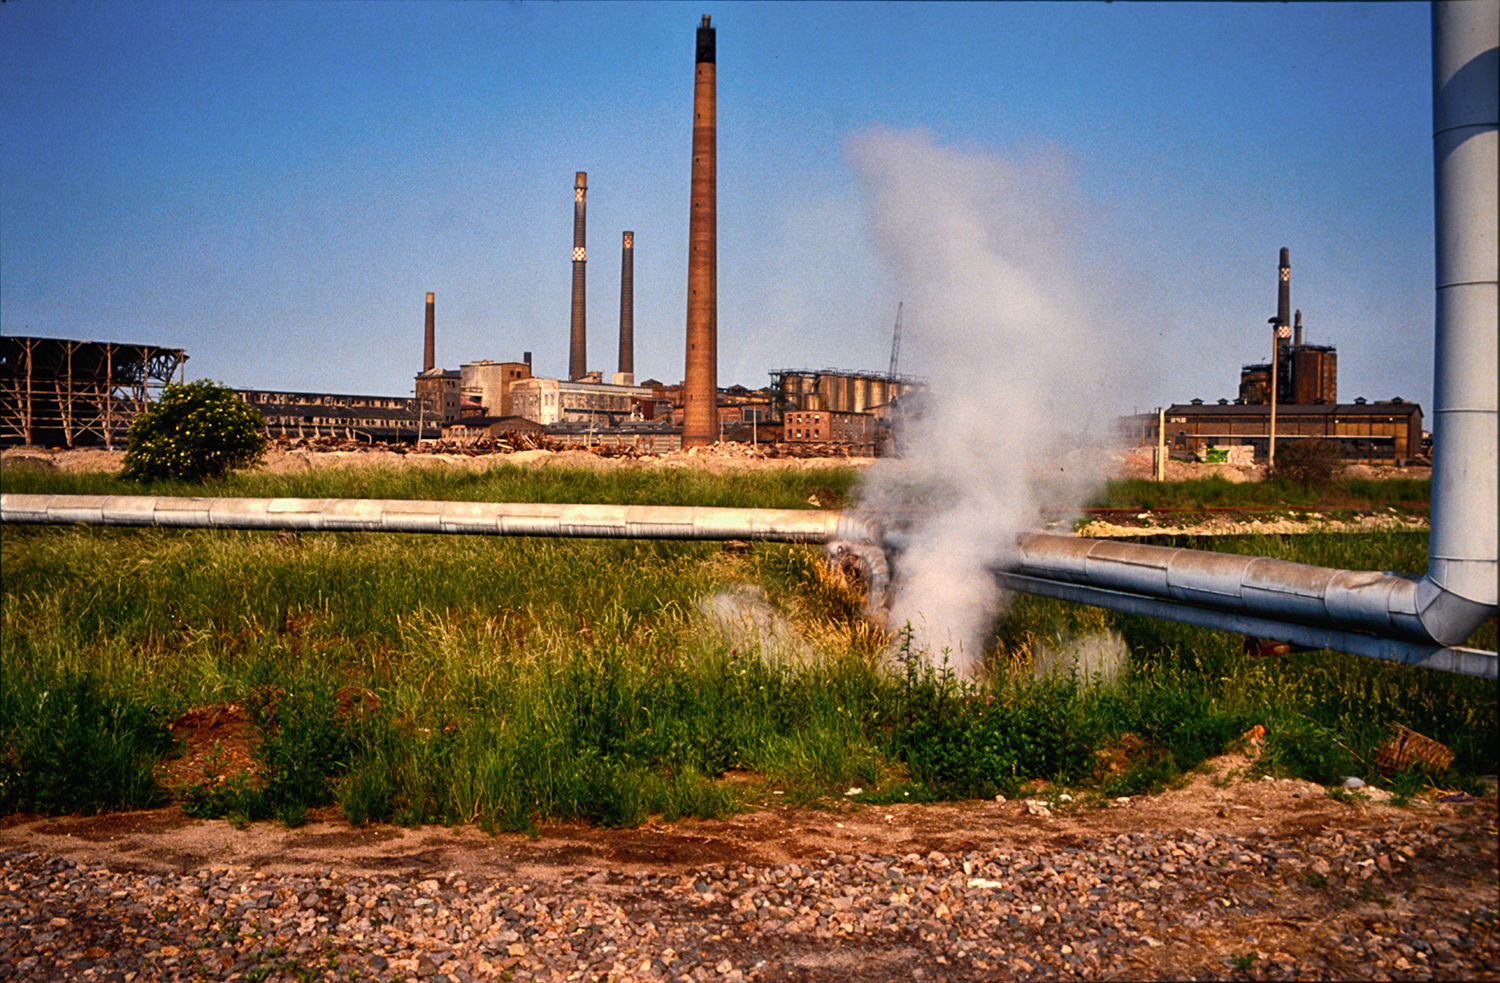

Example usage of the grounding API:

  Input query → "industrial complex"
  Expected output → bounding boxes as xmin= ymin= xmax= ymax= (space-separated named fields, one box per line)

xmin=0 ymin=18 xmax=1421 ymax=465
xmin=1122 ymin=248 xmax=1427 ymax=465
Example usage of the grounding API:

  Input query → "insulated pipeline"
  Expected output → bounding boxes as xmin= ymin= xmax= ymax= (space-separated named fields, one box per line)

xmin=1007 ymin=533 xmax=1432 ymax=644
xmin=0 ymin=494 xmax=881 ymax=546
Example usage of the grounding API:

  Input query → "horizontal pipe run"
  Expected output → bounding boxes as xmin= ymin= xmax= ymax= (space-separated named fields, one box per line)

xmin=994 ymin=570 xmax=1496 ymax=679
xmin=1010 ymin=533 xmax=1434 ymax=644
xmin=6 ymin=493 xmax=1492 ymax=675
xmin=0 ymin=494 xmax=880 ymax=545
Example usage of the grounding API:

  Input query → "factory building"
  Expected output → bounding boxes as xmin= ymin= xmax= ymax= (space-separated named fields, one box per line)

xmin=414 ymin=367 xmax=465 ymax=423
xmin=782 ymin=409 xmax=877 ymax=456
xmin=509 ymin=376 xmax=652 ymax=427
xmin=1130 ymin=248 xmax=1424 ymax=464
xmin=1 ymin=335 xmax=187 ymax=448
xmin=460 ymin=359 xmax=531 ymax=419
xmin=1150 ymin=399 xmax=1424 ymax=464
xmin=237 ymin=389 xmax=422 ymax=443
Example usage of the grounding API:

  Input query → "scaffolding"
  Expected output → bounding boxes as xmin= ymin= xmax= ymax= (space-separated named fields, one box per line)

xmin=0 ymin=336 xmax=188 ymax=448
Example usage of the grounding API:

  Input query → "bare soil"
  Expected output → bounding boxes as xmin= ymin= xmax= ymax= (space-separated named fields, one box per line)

xmin=0 ymin=705 xmax=1478 ymax=888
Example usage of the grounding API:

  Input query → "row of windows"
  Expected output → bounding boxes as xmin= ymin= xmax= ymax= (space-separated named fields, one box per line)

xmin=243 ymin=393 xmax=411 ymax=410
xmin=263 ymin=416 xmax=410 ymax=428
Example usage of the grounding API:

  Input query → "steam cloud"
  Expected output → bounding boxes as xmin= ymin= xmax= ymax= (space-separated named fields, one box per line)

xmin=848 ymin=129 xmax=1117 ymax=674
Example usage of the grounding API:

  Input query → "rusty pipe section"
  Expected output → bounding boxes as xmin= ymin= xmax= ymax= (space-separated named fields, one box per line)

xmin=0 ymin=494 xmax=880 ymax=545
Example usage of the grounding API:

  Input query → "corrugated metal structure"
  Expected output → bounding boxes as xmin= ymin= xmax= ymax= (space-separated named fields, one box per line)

xmin=0 ymin=336 xmax=187 ymax=448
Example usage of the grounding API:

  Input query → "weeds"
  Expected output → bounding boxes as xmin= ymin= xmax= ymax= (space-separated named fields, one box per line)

xmin=2 ymin=468 xmax=1493 ymax=826
xmin=0 ymin=670 xmax=173 ymax=815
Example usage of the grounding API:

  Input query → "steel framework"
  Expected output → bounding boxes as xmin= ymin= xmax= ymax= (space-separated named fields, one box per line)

xmin=0 ymin=336 xmax=187 ymax=448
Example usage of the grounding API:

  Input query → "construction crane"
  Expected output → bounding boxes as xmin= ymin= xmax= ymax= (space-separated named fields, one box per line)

xmin=887 ymin=302 xmax=903 ymax=379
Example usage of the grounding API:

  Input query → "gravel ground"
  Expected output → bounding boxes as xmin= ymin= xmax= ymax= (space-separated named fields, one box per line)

xmin=3 ymin=797 xmax=1496 ymax=983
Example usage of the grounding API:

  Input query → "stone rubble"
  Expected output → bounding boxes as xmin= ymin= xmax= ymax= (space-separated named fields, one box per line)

xmin=3 ymin=814 xmax=1496 ymax=982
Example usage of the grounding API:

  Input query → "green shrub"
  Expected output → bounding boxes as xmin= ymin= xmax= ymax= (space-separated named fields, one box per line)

xmin=1269 ymin=438 xmax=1341 ymax=489
xmin=121 ymin=379 xmax=267 ymax=482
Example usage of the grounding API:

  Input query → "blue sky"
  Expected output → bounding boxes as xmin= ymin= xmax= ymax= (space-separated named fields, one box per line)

xmin=2 ymin=1 xmax=1437 ymax=415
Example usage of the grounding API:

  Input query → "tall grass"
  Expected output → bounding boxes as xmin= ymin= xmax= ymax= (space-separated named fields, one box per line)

xmin=1 ymin=466 xmax=1492 ymax=826
xmin=1094 ymin=475 xmax=1431 ymax=510
xmin=0 ymin=460 xmax=863 ymax=510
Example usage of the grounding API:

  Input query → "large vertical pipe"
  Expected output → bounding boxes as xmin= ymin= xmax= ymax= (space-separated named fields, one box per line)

xmin=619 ymin=231 xmax=635 ymax=381
xmin=1428 ymin=0 xmax=1498 ymax=616
xmin=570 ymin=172 xmax=588 ymax=381
xmin=423 ymin=292 xmax=435 ymax=373
xmin=682 ymin=14 xmax=719 ymax=448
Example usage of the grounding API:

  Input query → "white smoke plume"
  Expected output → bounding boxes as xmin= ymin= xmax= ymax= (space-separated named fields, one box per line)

xmin=848 ymin=128 xmax=1118 ymax=674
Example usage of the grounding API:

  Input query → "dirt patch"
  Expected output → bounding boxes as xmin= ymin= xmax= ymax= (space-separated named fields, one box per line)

xmin=1 ymin=747 xmax=1481 ymax=886
xmin=155 ymin=702 xmax=258 ymax=792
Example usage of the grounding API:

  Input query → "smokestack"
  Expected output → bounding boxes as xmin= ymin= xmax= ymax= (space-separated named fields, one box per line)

xmin=1276 ymin=248 xmax=1291 ymax=341
xmin=619 ymin=231 xmax=635 ymax=381
xmin=682 ymin=14 xmax=719 ymax=448
xmin=1294 ymin=308 xmax=1303 ymax=348
xmin=570 ymin=171 xmax=588 ymax=381
xmin=1274 ymin=247 xmax=1292 ymax=404
xmin=423 ymin=292 xmax=435 ymax=372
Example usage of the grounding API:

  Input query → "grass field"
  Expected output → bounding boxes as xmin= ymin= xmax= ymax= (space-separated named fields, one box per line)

xmin=2 ymin=464 xmax=1493 ymax=829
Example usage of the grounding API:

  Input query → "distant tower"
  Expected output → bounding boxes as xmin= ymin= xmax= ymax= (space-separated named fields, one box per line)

xmin=570 ymin=172 xmax=588 ymax=381
xmin=1274 ymin=247 xmax=1292 ymax=404
xmin=682 ymin=14 xmax=719 ymax=448
xmin=618 ymin=231 xmax=635 ymax=383
xmin=423 ymin=292 xmax=435 ymax=372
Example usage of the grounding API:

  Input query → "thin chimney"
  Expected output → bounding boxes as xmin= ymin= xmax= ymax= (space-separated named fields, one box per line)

xmin=619 ymin=231 xmax=635 ymax=382
xmin=423 ymin=292 xmax=435 ymax=372
xmin=570 ymin=171 xmax=588 ymax=381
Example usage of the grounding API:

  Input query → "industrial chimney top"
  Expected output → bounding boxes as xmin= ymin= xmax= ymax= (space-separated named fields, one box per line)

xmin=701 ymin=15 xmax=710 ymax=27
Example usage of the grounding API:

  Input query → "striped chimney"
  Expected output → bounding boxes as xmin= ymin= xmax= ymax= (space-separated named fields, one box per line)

xmin=570 ymin=171 xmax=588 ymax=381
xmin=682 ymin=14 xmax=719 ymax=448
xmin=1277 ymin=247 xmax=1291 ymax=342
xmin=619 ymin=231 xmax=635 ymax=379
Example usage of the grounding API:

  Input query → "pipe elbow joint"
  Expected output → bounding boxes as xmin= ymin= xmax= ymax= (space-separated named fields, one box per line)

xmin=1415 ymin=572 xmax=1498 ymax=647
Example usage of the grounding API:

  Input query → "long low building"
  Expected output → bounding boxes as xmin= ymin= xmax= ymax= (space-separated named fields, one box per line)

xmin=1141 ymin=399 xmax=1425 ymax=464
xmin=236 ymin=389 xmax=422 ymax=443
